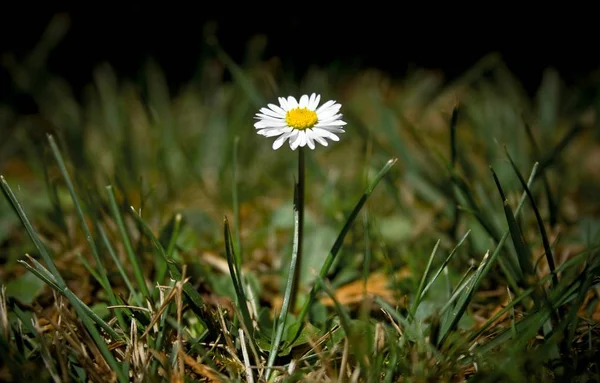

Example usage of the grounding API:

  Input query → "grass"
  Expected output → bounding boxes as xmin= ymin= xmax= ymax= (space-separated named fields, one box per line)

xmin=1 ymin=16 xmax=600 ymax=382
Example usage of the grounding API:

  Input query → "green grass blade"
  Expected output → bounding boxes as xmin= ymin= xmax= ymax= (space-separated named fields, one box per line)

xmin=0 ymin=176 xmax=127 ymax=381
xmin=129 ymin=207 xmax=214 ymax=332
xmin=523 ymin=122 xmax=558 ymax=226
xmin=291 ymin=158 xmax=397 ymax=343
xmin=420 ymin=231 xmax=470 ymax=305
xmin=48 ymin=134 xmax=125 ymax=325
xmin=449 ymin=106 xmax=459 ymax=166
xmin=98 ymin=224 xmax=138 ymax=300
xmin=490 ymin=166 xmax=531 ymax=280
xmin=410 ymin=239 xmax=440 ymax=318
xmin=449 ymin=170 xmax=501 ymax=243
xmin=165 ymin=214 xmax=183 ymax=259
xmin=1 ymin=175 xmax=67 ymax=287
xmin=438 ymin=267 xmax=475 ymax=316
xmin=17 ymin=259 xmax=62 ymax=292
xmin=209 ymin=38 xmax=265 ymax=108
xmin=106 ymin=185 xmax=151 ymax=299
xmin=232 ymin=136 xmax=242 ymax=263
xmin=437 ymin=250 xmax=491 ymax=346
xmin=468 ymin=242 xmax=593 ymax=345
xmin=76 ymin=253 xmax=104 ymax=287
xmin=449 ymin=106 xmax=461 ymax=238
xmin=375 ymin=297 xmax=432 ymax=347
xmin=317 ymin=277 xmax=369 ymax=374
xmin=362 ymin=210 xmax=372 ymax=294
xmin=156 ymin=213 xmax=183 ymax=288
xmin=436 ymin=163 xmax=539 ymax=345
xmin=562 ymin=261 xmax=596 ymax=355
xmin=505 ymin=151 xmax=559 ymax=289
xmin=537 ymin=123 xmax=584 ymax=177
xmin=223 ymin=217 xmax=254 ymax=338
xmin=18 ymin=256 xmax=121 ymax=340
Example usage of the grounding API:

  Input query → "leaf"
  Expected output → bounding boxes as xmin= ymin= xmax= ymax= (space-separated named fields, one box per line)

xmin=300 ymin=224 xmax=338 ymax=287
xmin=378 ymin=215 xmax=412 ymax=245
xmin=91 ymin=302 xmax=110 ymax=320
xmin=5 ymin=271 xmax=46 ymax=305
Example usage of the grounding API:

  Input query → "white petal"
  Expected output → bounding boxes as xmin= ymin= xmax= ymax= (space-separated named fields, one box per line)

xmin=315 ymin=120 xmax=347 ymax=127
xmin=272 ymin=130 xmax=294 ymax=150
xmin=259 ymin=107 xmax=281 ymax=118
xmin=316 ymin=126 xmax=345 ymax=133
xmin=290 ymin=135 xmax=300 ymax=150
xmin=258 ymin=127 xmax=292 ymax=137
xmin=308 ymin=93 xmax=316 ymax=109
xmin=305 ymin=130 xmax=315 ymax=149
xmin=288 ymin=130 xmax=299 ymax=143
xmin=287 ymin=96 xmax=298 ymax=109
xmin=312 ymin=94 xmax=321 ymax=110
xmin=299 ymin=95 xmax=309 ymax=108
xmin=290 ymin=131 xmax=306 ymax=150
xmin=317 ymin=106 xmax=342 ymax=119
xmin=255 ymin=113 xmax=286 ymax=122
xmin=317 ymin=113 xmax=344 ymax=123
xmin=254 ymin=120 xmax=288 ymax=129
xmin=312 ymin=127 xmax=340 ymax=142
xmin=312 ymin=133 xmax=328 ymax=147
xmin=316 ymin=100 xmax=336 ymax=113
xmin=298 ymin=131 xmax=307 ymax=147
xmin=279 ymin=97 xmax=289 ymax=110
xmin=268 ymin=103 xmax=286 ymax=116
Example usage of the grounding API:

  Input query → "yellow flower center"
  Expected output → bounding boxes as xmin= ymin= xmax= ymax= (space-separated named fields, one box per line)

xmin=285 ymin=108 xmax=318 ymax=130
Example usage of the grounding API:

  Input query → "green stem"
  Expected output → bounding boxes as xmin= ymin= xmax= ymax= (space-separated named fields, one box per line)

xmin=265 ymin=172 xmax=303 ymax=379
xmin=289 ymin=147 xmax=305 ymax=311
xmin=290 ymin=158 xmax=397 ymax=343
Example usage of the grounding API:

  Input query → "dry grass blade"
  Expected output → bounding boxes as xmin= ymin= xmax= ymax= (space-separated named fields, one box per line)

xmin=44 ymin=295 xmax=114 ymax=383
xmin=0 ymin=286 xmax=9 ymax=340
xmin=180 ymin=352 xmax=224 ymax=382
xmin=239 ymin=328 xmax=255 ymax=383
xmin=141 ymin=279 xmax=187 ymax=339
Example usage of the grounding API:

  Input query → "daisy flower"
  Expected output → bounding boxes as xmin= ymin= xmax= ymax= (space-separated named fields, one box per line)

xmin=254 ymin=93 xmax=346 ymax=150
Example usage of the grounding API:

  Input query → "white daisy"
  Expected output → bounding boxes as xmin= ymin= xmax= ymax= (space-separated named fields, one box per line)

xmin=254 ymin=93 xmax=347 ymax=150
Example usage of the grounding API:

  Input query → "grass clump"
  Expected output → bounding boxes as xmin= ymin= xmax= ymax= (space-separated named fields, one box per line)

xmin=1 ymin=16 xmax=600 ymax=382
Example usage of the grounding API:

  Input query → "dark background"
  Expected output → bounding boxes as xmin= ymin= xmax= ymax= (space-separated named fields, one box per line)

xmin=1 ymin=4 xmax=598 ymax=107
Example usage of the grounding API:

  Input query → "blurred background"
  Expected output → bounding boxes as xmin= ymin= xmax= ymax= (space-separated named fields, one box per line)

xmin=2 ymin=4 xmax=599 ymax=109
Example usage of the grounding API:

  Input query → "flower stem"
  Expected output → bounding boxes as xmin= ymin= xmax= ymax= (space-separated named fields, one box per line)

xmin=265 ymin=149 xmax=305 ymax=379
xmin=290 ymin=147 xmax=305 ymax=311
